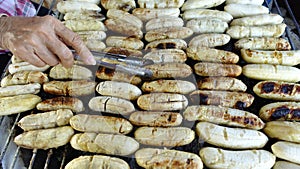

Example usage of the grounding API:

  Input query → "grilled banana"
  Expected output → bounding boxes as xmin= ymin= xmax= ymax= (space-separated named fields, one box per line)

xmin=264 ymin=121 xmax=300 ymax=143
xmin=69 ymin=114 xmax=133 ymax=134
xmin=134 ymin=127 xmax=195 ymax=147
xmin=231 ymin=14 xmax=284 ymax=26
xmin=183 ymin=105 xmax=264 ymax=130
xmin=144 ymin=62 xmax=193 ymax=79
xmin=132 ymin=8 xmax=180 ymax=21
xmin=182 ymin=0 xmax=225 ymax=11
xmin=145 ymin=16 xmax=184 ymax=31
xmin=100 ymin=0 xmax=136 ymax=12
xmin=253 ymin=81 xmax=300 ymax=101
xmin=138 ymin=0 xmax=184 ymax=8
xmin=196 ymin=122 xmax=268 ymax=149
xmin=64 ymin=19 xmax=106 ymax=32
xmin=273 ymin=161 xmax=300 ymax=169
xmin=186 ymin=18 xmax=228 ymax=34
xmin=141 ymin=79 xmax=196 ymax=94
xmin=135 ymin=148 xmax=203 ymax=169
xmin=57 ymin=1 xmax=100 ymax=13
xmin=224 ymin=3 xmax=269 ymax=18
xmin=103 ymin=47 xmax=143 ymax=57
xmin=200 ymin=147 xmax=275 ymax=169
xmin=272 ymin=141 xmax=300 ymax=165
xmin=18 ymin=109 xmax=73 ymax=131
xmin=182 ymin=9 xmax=233 ymax=22
xmin=0 ymin=83 xmax=41 ymax=97
xmin=96 ymin=67 xmax=142 ymax=85
xmin=145 ymin=26 xmax=193 ymax=42
xmin=242 ymin=64 xmax=300 ymax=82
xmin=49 ymin=64 xmax=93 ymax=80
xmin=227 ymin=24 xmax=287 ymax=39
xmin=259 ymin=102 xmax=300 ymax=121
xmin=8 ymin=62 xmax=50 ymax=74
xmin=96 ymin=81 xmax=142 ymax=100
xmin=106 ymin=9 xmax=143 ymax=29
xmin=63 ymin=10 xmax=105 ymax=21
xmin=104 ymin=18 xmax=143 ymax=39
xmin=241 ymin=49 xmax=300 ymax=66
xmin=145 ymin=38 xmax=187 ymax=50
xmin=129 ymin=111 xmax=183 ymax=127
xmin=70 ymin=132 xmax=139 ymax=156
xmin=189 ymin=90 xmax=254 ymax=108
xmin=235 ymin=37 xmax=291 ymax=50
xmin=36 ymin=97 xmax=84 ymax=113
xmin=14 ymin=126 xmax=74 ymax=150
xmin=137 ymin=93 xmax=188 ymax=111
xmin=187 ymin=47 xmax=239 ymax=63
xmin=194 ymin=62 xmax=242 ymax=77
xmin=1 ymin=71 xmax=49 ymax=87
xmin=198 ymin=77 xmax=247 ymax=92
xmin=226 ymin=0 xmax=264 ymax=5
xmin=106 ymin=36 xmax=144 ymax=50
xmin=143 ymin=49 xmax=187 ymax=63
xmin=88 ymin=96 xmax=135 ymax=115
xmin=188 ymin=33 xmax=231 ymax=48
xmin=76 ymin=31 xmax=106 ymax=41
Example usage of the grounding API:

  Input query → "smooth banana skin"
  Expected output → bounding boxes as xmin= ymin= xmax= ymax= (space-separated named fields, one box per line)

xmin=57 ymin=1 xmax=100 ymax=13
xmin=272 ymin=141 xmax=300 ymax=165
xmin=189 ymin=90 xmax=254 ymax=108
xmin=18 ymin=109 xmax=73 ymax=131
xmin=234 ymin=37 xmax=291 ymax=50
xmin=253 ymin=81 xmax=300 ymax=101
xmin=14 ymin=126 xmax=74 ymax=150
xmin=145 ymin=26 xmax=193 ymax=42
xmin=200 ymin=147 xmax=276 ymax=169
xmin=1 ymin=71 xmax=49 ymax=87
xmin=227 ymin=24 xmax=287 ymax=39
xmin=96 ymin=81 xmax=142 ymax=100
xmin=241 ymin=49 xmax=300 ymax=66
xmin=135 ymin=148 xmax=203 ymax=169
xmin=183 ymin=105 xmax=265 ymax=130
xmin=69 ymin=114 xmax=133 ymax=134
xmin=226 ymin=0 xmax=264 ymax=5
xmin=70 ymin=132 xmax=139 ymax=156
xmin=134 ymin=127 xmax=195 ymax=147
xmin=186 ymin=18 xmax=228 ymax=34
xmin=259 ymin=102 xmax=300 ymax=121
xmin=88 ymin=96 xmax=135 ymax=115
xmin=242 ymin=64 xmax=300 ymax=82
xmin=181 ymin=0 xmax=225 ymax=11
xmin=137 ymin=93 xmax=188 ymax=111
xmin=141 ymin=79 xmax=196 ymax=94
xmin=224 ymin=3 xmax=269 ymax=18
xmin=0 ymin=94 xmax=41 ymax=116
xmin=138 ymin=0 xmax=185 ymax=8
xmin=198 ymin=77 xmax=247 ymax=92
xmin=106 ymin=36 xmax=144 ymax=50
xmin=145 ymin=38 xmax=187 ymax=50
xmin=231 ymin=14 xmax=284 ymax=26
xmin=196 ymin=122 xmax=268 ymax=149
xmin=65 ymin=155 xmax=130 ymax=169
xmin=145 ymin=16 xmax=184 ymax=31
xmin=0 ymin=83 xmax=41 ymax=97
xmin=182 ymin=9 xmax=233 ymax=22
xmin=107 ymin=9 xmax=143 ymax=29
xmin=273 ymin=161 xmax=300 ymax=169
xmin=194 ymin=62 xmax=242 ymax=77
xmin=132 ymin=8 xmax=180 ymax=21
xmin=129 ymin=111 xmax=183 ymax=127
xmin=36 ymin=96 xmax=84 ymax=113
xmin=264 ymin=121 xmax=300 ymax=143
xmin=187 ymin=47 xmax=239 ymax=64
xmin=188 ymin=33 xmax=231 ymax=48
xmin=143 ymin=49 xmax=187 ymax=63
xmin=100 ymin=0 xmax=136 ymax=12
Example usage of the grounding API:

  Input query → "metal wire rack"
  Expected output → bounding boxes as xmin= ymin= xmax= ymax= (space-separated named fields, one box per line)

xmin=1 ymin=0 xmax=300 ymax=169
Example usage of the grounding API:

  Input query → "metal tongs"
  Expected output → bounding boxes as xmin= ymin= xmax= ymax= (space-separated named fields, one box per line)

xmin=72 ymin=50 xmax=154 ymax=78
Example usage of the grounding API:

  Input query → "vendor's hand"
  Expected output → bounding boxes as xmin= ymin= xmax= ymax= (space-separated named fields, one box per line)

xmin=0 ymin=15 xmax=96 ymax=67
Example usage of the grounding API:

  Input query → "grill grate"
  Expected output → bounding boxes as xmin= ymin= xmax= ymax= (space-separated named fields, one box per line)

xmin=1 ymin=0 xmax=300 ymax=169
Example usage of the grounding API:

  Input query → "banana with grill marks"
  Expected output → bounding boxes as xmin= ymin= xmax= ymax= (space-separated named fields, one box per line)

xmin=264 ymin=121 xmax=300 ymax=143
xmin=186 ymin=18 xmax=228 ymax=34
xmin=36 ymin=97 xmax=84 ymax=113
xmin=57 ymin=1 xmax=100 ymax=13
xmin=104 ymin=18 xmax=143 ymax=39
xmin=259 ymin=102 xmax=300 ymax=121
xmin=188 ymin=33 xmax=231 ymax=48
xmin=231 ymin=14 xmax=284 ymax=26
xmin=106 ymin=9 xmax=142 ymax=29
xmin=182 ymin=9 xmax=233 ymax=22
xmin=145 ymin=16 xmax=184 ymax=31
xmin=1 ymin=71 xmax=48 ymax=87
xmin=100 ymin=0 xmax=136 ymax=12
xmin=226 ymin=0 xmax=264 ymax=5
xmin=132 ymin=8 xmax=180 ymax=21
xmin=141 ymin=79 xmax=196 ymax=94
xmin=138 ymin=0 xmax=184 ymax=8
xmin=272 ymin=141 xmax=300 ymax=165
xmin=145 ymin=38 xmax=187 ymax=50
xmin=234 ymin=37 xmax=291 ymax=50
xmin=145 ymin=27 xmax=193 ymax=42
xmin=273 ymin=161 xmax=300 ymax=169
xmin=106 ymin=36 xmax=144 ymax=50
xmin=143 ymin=49 xmax=187 ymax=63
xmin=194 ymin=62 xmax=242 ymax=77
xmin=224 ymin=3 xmax=269 ymax=18
xmin=182 ymin=0 xmax=225 ymax=11
xmin=198 ymin=77 xmax=247 ymax=92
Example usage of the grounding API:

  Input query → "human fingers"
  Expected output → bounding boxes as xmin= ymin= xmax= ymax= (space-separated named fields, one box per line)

xmin=13 ymin=46 xmax=47 ymax=67
xmin=34 ymin=43 xmax=60 ymax=67
xmin=51 ymin=16 xmax=96 ymax=65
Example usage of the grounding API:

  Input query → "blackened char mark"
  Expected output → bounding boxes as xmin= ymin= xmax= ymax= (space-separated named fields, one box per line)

xmin=271 ymin=106 xmax=290 ymax=120
xmin=280 ymin=84 xmax=294 ymax=94
xmin=235 ymin=101 xmax=247 ymax=109
xmin=156 ymin=43 xmax=176 ymax=49
xmin=292 ymin=109 xmax=300 ymax=119
xmin=199 ymin=94 xmax=209 ymax=104
xmin=261 ymin=82 xmax=275 ymax=93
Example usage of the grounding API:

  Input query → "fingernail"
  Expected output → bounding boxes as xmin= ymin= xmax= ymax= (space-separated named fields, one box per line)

xmin=87 ymin=56 xmax=96 ymax=65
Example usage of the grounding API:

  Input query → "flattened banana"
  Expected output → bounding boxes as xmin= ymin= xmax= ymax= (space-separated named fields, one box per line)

xmin=235 ymin=37 xmax=291 ymax=50
xmin=100 ymin=0 xmax=136 ymax=12
xmin=132 ymin=8 xmax=180 ymax=21
xmin=96 ymin=67 xmax=142 ymax=85
xmin=49 ymin=64 xmax=93 ymax=80
xmin=141 ymin=79 xmax=196 ymax=94
xmin=198 ymin=77 xmax=247 ymax=92
xmin=242 ymin=64 xmax=300 ymax=82
xmin=138 ymin=0 xmax=184 ymax=8
xmin=64 ymin=19 xmax=106 ymax=32
xmin=77 ymin=31 xmax=106 ymax=41
xmin=8 ymin=62 xmax=49 ymax=74
xmin=1 ymin=71 xmax=48 ymax=87
xmin=224 ymin=3 xmax=269 ymax=18
xmin=259 ymin=102 xmax=300 ymax=121
xmin=57 ymin=1 xmax=100 ymax=13
xmin=196 ymin=122 xmax=268 ymax=149
xmin=273 ymin=161 xmax=300 ymax=169
xmin=106 ymin=36 xmax=144 ymax=50
xmin=143 ymin=49 xmax=187 ymax=63
xmin=194 ymin=62 xmax=242 ymax=77
xmin=226 ymin=0 xmax=264 ymax=5
xmin=145 ymin=27 xmax=193 ymax=42
xmin=272 ymin=141 xmax=300 ymax=165
xmin=264 ymin=121 xmax=300 ymax=143
xmin=188 ymin=33 xmax=231 ymax=48
xmin=104 ymin=19 xmax=143 ymax=39
xmin=182 ymin=9 xmax=233 ymax=22
xmin=231 ymin=14 xmax=284 ymax=26
xmin=145 ymin=16 xmax=184 ymax=31
xmin=145 ymin=38 xmax=187 ymax=50
xmin=36 ymin=97 xmax=84 ymax=113
xmin=182 ymin=0 xmax=225 ymax=11
xmin=186 ymin=18 xmax=228 ymax=34
xmin=106 ymin=9 xmax=143 ymax=29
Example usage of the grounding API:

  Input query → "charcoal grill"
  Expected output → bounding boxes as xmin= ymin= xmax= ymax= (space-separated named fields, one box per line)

xmin=1 ymin=0 xmax=300 ymax=168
